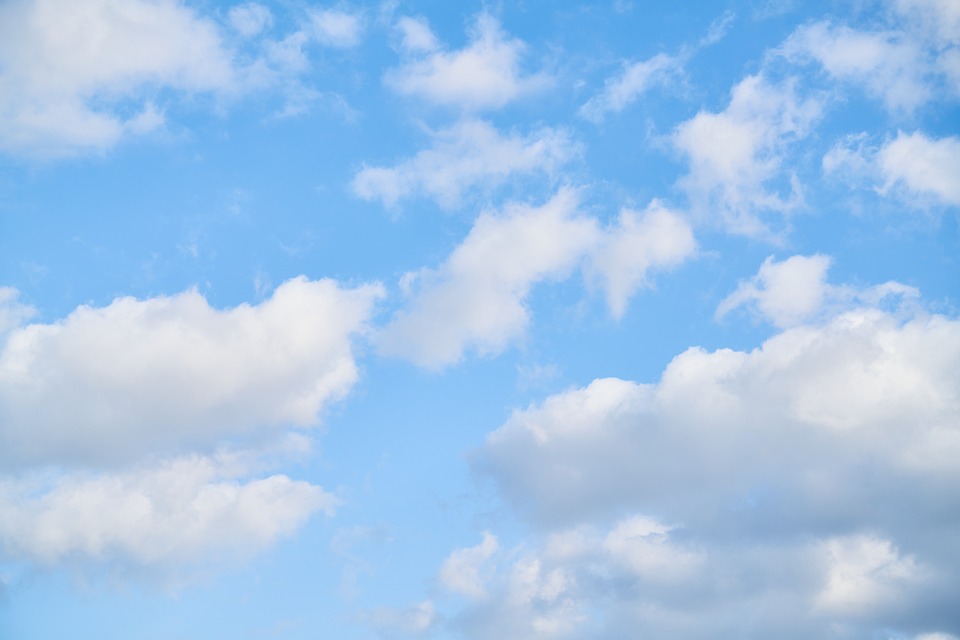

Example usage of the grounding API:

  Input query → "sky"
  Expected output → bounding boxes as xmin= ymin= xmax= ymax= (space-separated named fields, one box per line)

xmin=0 ymin=0 xmax=959 ymax=638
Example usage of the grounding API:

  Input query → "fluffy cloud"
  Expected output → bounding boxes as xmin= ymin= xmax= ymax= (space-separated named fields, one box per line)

xmin=0 ymin=276 xmax=382 ymax=468
xmin=0 ymin=0 xmax=242 ymax=156
xmin=579 ymin=53 xmax=681 ymax=122
xmin=586 ymin=201 xmax=695 ymax=319
xmin=0 ymin=446 xmax=334 ymax=568
xmin=376 ymin=189 xmax=599 ymax=368
xmin=0 ymin=276 xmax=380 ymax=573
xmin=782 ymin=21 xmax=930 ymax=112
xmin=309 ymin=8 xmax=363 ymax=49
xmin=384 ymin=13 xmax=549 ymax=110
xmin=878 ymin=131 xmax=960 ymax=206
xmin=673 ymin=74 xmax=821 ymax=236
xmin=439 ymin=532 xmax=498 ymax=599
xmin=824 ymin=130 xmax=960 ymax=208
xmin=460 ymin=286 xmax=960 ymax=637
xmin=352 ymin=120 xmax=577 ymax=209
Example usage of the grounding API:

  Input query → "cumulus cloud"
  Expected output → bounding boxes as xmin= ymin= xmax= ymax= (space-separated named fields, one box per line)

xmin=782 ymin=21 xmax=930 ymax=112
xmin=0 ymin=447 xmax=335 ymax=568
xmin=586 ymin=201 xmax=695 ymax=319
xmin=228 ymin=2 xmax=272 ymax=37
xmin=579 ymin=53 xmax=681 ymax=123
xmin=439 ymin=532 xmax=498 ymax=599
xmin=0 ymin=287 xmax=36 ymax=337
xmin=376 ymin=189 xmax=599 ymax=368
xmin=0 ymin=276 xmax=380 ymax=574
xmin=459 ymin=288 xmax=960 ymax=637
xmin=0 ymin=0 xmax=243 ymax=157
xmin=352 ymin=120 xmax=577 ymax=209
xmin=384 ymin=13 xmax=550 ymax=110
xmin=824 ymin=130 xmax=960 ymax=208
xmin=0 ymin=276 xmax=382 ymax=468
xmin=309 ymin=8 xmax=364 ymax=49
xmin=673 ymin=74 xmax=821 ymax=236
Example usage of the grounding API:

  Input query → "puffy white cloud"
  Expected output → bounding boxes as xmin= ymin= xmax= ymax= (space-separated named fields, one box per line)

xmin=456 ymin=285 xmax=960 ymax=637
xmin=376 ymin=189 xmax=599 ymax=368
xmin=439 ymin=532 xmax=498 ymax=599
xmin=0 ymin=0 xmax=242 ymax=157
xmin=309 ymin=8 xmax=363 ymax=49
xmin=878 ymin=131 xmax=960 ymax=206
xmin=673 ymin=74 xmax=821 ymax=236
xmin=782 ymin=21 xmax=929 ymax=112
xmin=0 ymin=447 xmax=334 ymax=568
xmin=384 ymin=13 xmax=549 ymax=110
xmin=0 ymin=276 xmax=383 ymax=468
xmin=824 ymin=130 xmax=960 ymax=208
xmin=479 ymin=306 xmax=960 ymax=526
xmin=352 ymin=120 xmax=577 ymax=209
xmin=394 ymin=16 xmax=439 ymax=54
xmin=717 ymin=254 xmax=833 ymax=328
xmin=586 ymin=201 xmax=695 ymax=319
xmin=579 ymin=53 xmax=681 ymax=123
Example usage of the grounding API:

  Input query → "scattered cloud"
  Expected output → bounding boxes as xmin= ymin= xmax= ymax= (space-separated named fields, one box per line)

xmin=586 ymin=201 xmax=696 ymax=319
xmin=673 ymin=74 xmax=821 ymax=236
xmin=228 ymin=2 xmax=273 ymax=38
xmin=579 ymin=53 xmax=681 ymax=123
xmin=0 ymin=276 xmax=383 ymax=468
xmin=0 ymin=287 xmax=36 ymax=337
xmin=439 ymin=532 xmax=498 ymax=599
xmin=352 ymin=119 xmax=578 ymax=209
xmin=0 ymin=0 xmax=240 ymax=157
xmin=0 ymin=447 xmax=334 ymax=569
xmin=824 ymin=130 xmax=960 ymax=208
xmin=309 ymin=8 xmax=364 ymax=49
xmin=376 ymin=189 xmax=599 ymax=368
xmin=384 ymin=13 xmax=550 ymax=110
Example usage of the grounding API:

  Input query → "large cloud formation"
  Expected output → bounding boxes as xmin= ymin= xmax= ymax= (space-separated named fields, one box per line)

xmin=447 ymin=263 xmax=960 ymax=639
xmin=0 ymin=277 xmax=381 ymax=571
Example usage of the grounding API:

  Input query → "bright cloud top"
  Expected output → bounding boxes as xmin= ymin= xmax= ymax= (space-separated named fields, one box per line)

xmin=0 ymin=276 xmax=382 ymax=468
xmin=384 ymin=13 xmax=549 ymax=110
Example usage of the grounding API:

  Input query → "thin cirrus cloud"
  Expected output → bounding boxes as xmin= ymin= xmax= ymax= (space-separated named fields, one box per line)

xmin=672 ymin=73 xmax=822 ymax=237
xmin=352 ymin=119 xmax=579 ymax=209
xmin=578 ymin=53 xmax=682 ymax=123
xmin=384 ymin=12 xmax=551 ymax=110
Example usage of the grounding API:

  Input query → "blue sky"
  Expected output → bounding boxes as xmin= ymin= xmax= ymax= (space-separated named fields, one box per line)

xmin=1 ymin=0 xmax=959 ymax=638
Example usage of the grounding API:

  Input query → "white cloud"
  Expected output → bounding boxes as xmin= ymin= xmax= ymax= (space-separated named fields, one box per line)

xmin=439 ymin=533 xmax=498 ymax=599
xmin=878 ymin=131 xmax=960 ymax=206
xmin=586 ymin=201 xmax=696 ymax=319
xmin=309 ymin=8 xmax=363 ymax=49
xmin=0 ymin=287 xmax=36 ymax=337
xmin=673 ymin=74 xmax=821 ymax=236
xmin=824 ymin=131 xmax=960 ymax=208
xmin=352 ymin=120 xmax=578 ymax=209
xmin=815 ymin=534 xmax=923 ymax=616
xmin=477 ymin=305 xmax=960 ymax=529
xmin=0 ymin=448 xmax=334 ymax=568
xmin=782 ymin=21 xmax=930 ymax=112
xmin=0 ymin=276 xmax=383 ymax=468
xmin=228 ymin=2 xmax=272 ymax=37
xmin=384 ymin=13 xmax=550 ymax=110
xmin=376 ymin=189 xmax=599 ymax=368
xmin=0 ymin=0 xmax=240 ymax=157
xmin=717 ymin=254 xmax=833 ymax=327
xmin=579 ymin=53 xmax=681 ymax=123
xmin=394 ymin=16 xmax=439 ymax=53
xmin=892 ymin=0 xmax=960 ymax=48
xmin=365 ymin=600 xmax=437 ymax=636
xmin=460 ymin=290 xmax=960 ymax=637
